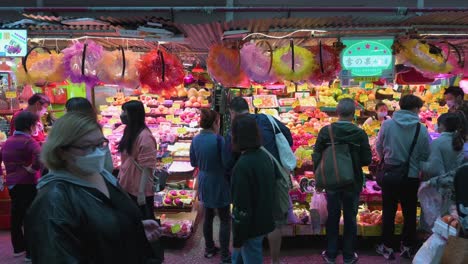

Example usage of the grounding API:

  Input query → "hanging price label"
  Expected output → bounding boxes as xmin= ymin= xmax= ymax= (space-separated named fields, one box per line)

xmin=253 ymin=98 xmax=263 ymax=106
xmin=172 ymin=103 xmax=181 ymax=109
xmin=105 ymin=97 xmax=115 ymax=103
xmin=304 ymin=127 xmax=315 ymax=134
xmin=299 ymin=114 xmax=309 ymax=121
xmin=171 ymin=224 xmax=181 ymax=234
xmin=292 ymin=99 xmax=300 ymax=108
xmin=365 ymin=83 xmax=374 ymax=89
xmin=355 ymin=110 xmax=361 ymax=117
xmin=286 ymin=83 xmax=296 ymax=93
xmin=166 ymin=115 xmax=174 ymax=121
xmin=5 ymin=91 xmax=17 ymax=99
xmin=297 ymin=83 xmax=309 ymax=91
xmin=308 ymin=138 xmax=316 ymax=146
xmin=201 ymin=100 xmax=209 ymax=106
xmin=177 ymin=127 xmax=187 ymax=134
xmin=162 ymin=157 xmax=173 ymax=164
xmin=172 ymin=117 xmax=181 ymax=124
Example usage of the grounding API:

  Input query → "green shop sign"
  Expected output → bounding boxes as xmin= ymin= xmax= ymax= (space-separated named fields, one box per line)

xmin=341 ymin=38 xmax=394 ymax=77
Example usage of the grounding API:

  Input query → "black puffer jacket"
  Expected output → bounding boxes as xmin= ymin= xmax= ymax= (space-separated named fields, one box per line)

xmin=25 ymin=170 xmax=157 ymax=264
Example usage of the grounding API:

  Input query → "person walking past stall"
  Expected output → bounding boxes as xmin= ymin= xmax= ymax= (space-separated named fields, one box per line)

xmin=376 ymin=95 xmax=430 ymax=260
xmin=230 ymin=115 xmax=276 ymax=264
xmin=313 ymin=98 xmax=372 ymax=264
xmin=65 ymin=97 xmax=113 ymax=172
xmin=0 ymin=111 xmax=42 ymax=261
xmin=190 ymin=109 xmax=231 ymax=263
xmin=25 ymin=113 xmax=160 ymax=263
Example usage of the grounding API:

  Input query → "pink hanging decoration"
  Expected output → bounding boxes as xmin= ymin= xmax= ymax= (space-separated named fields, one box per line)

xmin=62 ymin=41 xmax=104 ymax=87
xmin=240 ymin=42 xmax=277 ymax=84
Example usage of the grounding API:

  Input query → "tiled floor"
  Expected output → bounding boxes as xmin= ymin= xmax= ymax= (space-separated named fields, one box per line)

xmin=0 ymin=220 xmax=412 ymax=264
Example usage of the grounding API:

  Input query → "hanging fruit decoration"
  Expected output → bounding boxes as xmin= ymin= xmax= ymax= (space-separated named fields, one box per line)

xmin=309 ymin=42 xmax=341 ymax=85
xmin=396 ymin=39 xmax=459 ymax=76
xmin=62 ymin=41 xmax=104 ymax=87
xmin=97 ymin=48 xmax=141 ymax=88
xmin=272 ymin=41 xmax=316 ymax=81
xmin=207 ymin=44 xmax=247 ymax=87
xmin=16 ymin=47 xmax=65 ymax=85
xmin=240 ymin=42 xmax=277 ymax=84
xmin=137 ymin=48 xmax=184 ymax=97
xmin=421 ymin=41 xmax=464 ymax=78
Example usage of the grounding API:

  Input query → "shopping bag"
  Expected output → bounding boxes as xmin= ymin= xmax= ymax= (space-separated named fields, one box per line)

xmin=315 ymin=125 xmax=354 ymax=190
xmin=441 ymin=235 xmax=468 ymax=264
xmin=265 ymin=115 xmax=297 ymax=171
xmin=413 ymin=233 xmax=446 ymax=264
xmin=418 ymin=184 xmax=443 ymax=228
xmin=310 ymin=192 xmax=328 ymax=225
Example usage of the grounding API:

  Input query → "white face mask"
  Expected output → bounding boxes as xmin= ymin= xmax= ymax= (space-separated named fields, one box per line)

xmin=74 ymin=148 xmax=106 ymax=175
xmin=378 ymin=112 xmax=388 ymax=118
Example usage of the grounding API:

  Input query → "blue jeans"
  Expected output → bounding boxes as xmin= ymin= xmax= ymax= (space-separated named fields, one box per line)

xmin=231 ymin=236 xmax=264 ymax=264
xmin=325 ymin=190 xmax=360 ymax=261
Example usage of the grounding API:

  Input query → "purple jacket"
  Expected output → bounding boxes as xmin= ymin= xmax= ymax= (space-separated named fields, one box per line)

xmin=1 ymin=132 xmax=42 ymax=186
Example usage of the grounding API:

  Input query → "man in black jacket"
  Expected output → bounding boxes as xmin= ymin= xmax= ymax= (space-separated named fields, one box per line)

xmin=313 ymin=98 xmax=372 ymax=264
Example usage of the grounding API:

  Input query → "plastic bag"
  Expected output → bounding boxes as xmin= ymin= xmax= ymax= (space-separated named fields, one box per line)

xmin=418 ymin=183 xmax=442 ymax=228
xmin=413 ymin=233 xmax=446 ymax=264
xmin=310 ymin=192 xmax=328 ymax=225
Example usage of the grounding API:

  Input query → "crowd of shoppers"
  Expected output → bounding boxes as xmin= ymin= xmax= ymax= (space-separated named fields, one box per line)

xmin=0 ymin=87 xmax=466 ymax=264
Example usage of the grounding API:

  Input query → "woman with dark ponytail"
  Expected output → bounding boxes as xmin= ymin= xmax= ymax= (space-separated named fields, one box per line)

xmin=422 ymin=112 xmax=465 ymax=178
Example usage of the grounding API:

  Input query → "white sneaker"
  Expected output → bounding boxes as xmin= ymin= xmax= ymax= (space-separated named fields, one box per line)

xmin=24 ymin=257 xmax=32 ymax=263
xmin=13 ymin=251 xmax=25 ymax=257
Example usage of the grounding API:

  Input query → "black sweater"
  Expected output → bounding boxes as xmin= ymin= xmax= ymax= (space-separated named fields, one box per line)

xmin=231 ymin=148 xmax=276 ymax=248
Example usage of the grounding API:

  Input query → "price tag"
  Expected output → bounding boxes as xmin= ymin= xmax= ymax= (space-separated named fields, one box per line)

xmin=299 ymin=114 xmax=309 ymax=121
xmin=205 ymin=83 xmax=214 ymax=89
xmin=171 ymin=224 xmax=181 ymax=234
xmin=105 ymin=97 xmax=115 ymax=103
xmin=292 ymin=99 xmax=300 ymax=108
xmin=297 ymin=83 xmax=308 ymax=91
xmin=355 ymin=110 xmax=361 ymax=117
xmin=189 ymin=121 xmax=198 ymax=128
xmin=201 ymin=100 xmax=209 ymax=106
xmin=253 ymin=98 xmax=263 ymax=106
xmin=157 ymin=97 xmax=165 ymax=103
xmin=304 ymin=127 xmax=315 ymax=133
xmin=172 ymin=103 xmax=181 ymax=109
xmin=99 ymin=105 xmax=108 ymax=111
xmin=5 ymin=91 xmax=16 ymax=99
xmin=129 ymin=96 xmax=138 ymax=101
xmin=308 ymin=139 xmax=316 ymax=146
xmin=365 ymin=83 xmax=374 ymax=89
xmin=172 ymin=116 xmax=181 ymax=124
xmin=354 ymin=76 xmax=379 ymax=82
xmin=177 ymin=127 xmax=187 ymax=134
xmin=286 ymin=83 xmax=296 ymax=93
xmin=162 ymin=157 xmax=173 ymax=164
xmin=166 ymin=115 xmax=174 ymax=121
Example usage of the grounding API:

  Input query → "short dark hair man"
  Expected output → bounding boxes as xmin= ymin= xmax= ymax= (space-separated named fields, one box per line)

xmin=313 ymin=98 xmax=372 ymax=264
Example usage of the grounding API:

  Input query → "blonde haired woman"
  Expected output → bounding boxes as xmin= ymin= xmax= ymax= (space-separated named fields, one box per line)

xmin=25 ymin=113 xmax=161 ymax=264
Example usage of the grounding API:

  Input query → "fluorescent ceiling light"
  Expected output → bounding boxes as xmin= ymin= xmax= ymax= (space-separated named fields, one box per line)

xmin=62 ymin=18 xmax=110 ymax=26
xmin=242 ymin=29 xmax=328 ymax=40
xmin=144 ymin=36 xmax=187 ymax=43
xmin=419 ymin=33 xmax=468 ymax=36
xmin=138 ymin=26 xmax=174 ymax=36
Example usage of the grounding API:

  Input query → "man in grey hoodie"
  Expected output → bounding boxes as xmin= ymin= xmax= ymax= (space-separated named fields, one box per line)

xmin=376 ymin=95 xmax=430 ymax=260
